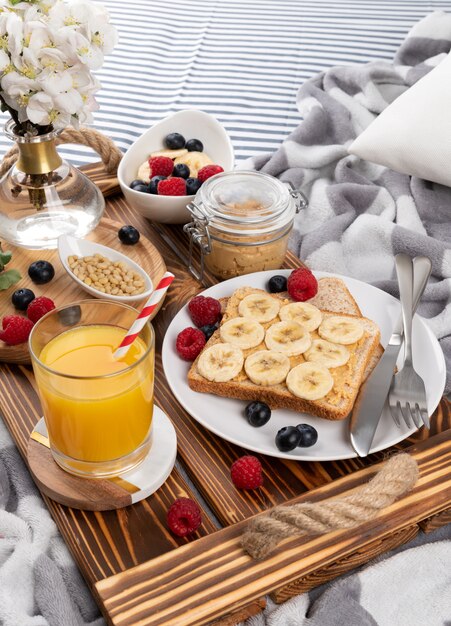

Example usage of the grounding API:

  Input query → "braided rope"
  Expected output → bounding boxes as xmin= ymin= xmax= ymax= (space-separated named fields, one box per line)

xmin=0 ymin=126 xmax=122 ymax=177
xmin=241 ymin=453 xmax=419 ymax=559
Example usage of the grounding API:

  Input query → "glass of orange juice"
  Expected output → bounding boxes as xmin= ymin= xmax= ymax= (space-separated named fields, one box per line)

xmin=29 ymin=300 xmax=154 ymax=478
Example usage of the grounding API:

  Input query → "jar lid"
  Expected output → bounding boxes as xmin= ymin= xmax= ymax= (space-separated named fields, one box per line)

xmin=193 ymin=170 xmax=296 ymax=235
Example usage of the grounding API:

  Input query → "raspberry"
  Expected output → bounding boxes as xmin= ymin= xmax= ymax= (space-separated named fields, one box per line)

xmin=27 ymin=296 xmax=56 ymax=323
xmin=167 ymin=497 xmax=202 ymax=537
xmin=157 ymin=177 xmax=186 ymax=196
xmin=0 ymin=315 xmax=33 ymax=345
xmin=188 ymin=295 xmax=221 ymax=327
xmin=230 ymin=456 xmax=263 ymax=490
xmin=176 ymin=327 xmax=206 ymax=360
xmin=149 ymin=156 xmax=173 ymax=178
xmin=197 ymin=164 xmax=224 ymax=183
xmin=287 ymin=267 xmax=318 ymax=302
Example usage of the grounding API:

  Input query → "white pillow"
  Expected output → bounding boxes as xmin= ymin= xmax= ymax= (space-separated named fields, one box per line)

xmin=348 ymin=52 xmax=451 ymax=187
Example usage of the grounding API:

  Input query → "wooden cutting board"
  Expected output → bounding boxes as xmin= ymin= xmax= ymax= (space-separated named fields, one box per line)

xmin=0 ymin=217 xmax=167 ymax=365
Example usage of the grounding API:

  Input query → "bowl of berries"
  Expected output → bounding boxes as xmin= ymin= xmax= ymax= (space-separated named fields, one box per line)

xmin=118 ymin=110 xmax=234 ymax=224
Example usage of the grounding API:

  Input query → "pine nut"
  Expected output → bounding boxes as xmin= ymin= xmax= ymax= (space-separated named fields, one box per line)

xmin=67 ymin=253 xmax=145 ymax=296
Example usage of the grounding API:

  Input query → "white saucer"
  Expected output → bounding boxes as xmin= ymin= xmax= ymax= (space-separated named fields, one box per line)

xmin=29 ymin=406 xmax=177 ymax=509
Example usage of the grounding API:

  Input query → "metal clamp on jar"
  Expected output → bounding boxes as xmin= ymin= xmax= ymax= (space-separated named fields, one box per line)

xmin=183 ymin=171 xmax=307 ymax=281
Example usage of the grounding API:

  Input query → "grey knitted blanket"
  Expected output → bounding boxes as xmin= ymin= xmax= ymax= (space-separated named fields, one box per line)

xmin=246 ymin=11 xmax=451 ymax=394
xmin=0 ymin=421 xmax=104 ymax=626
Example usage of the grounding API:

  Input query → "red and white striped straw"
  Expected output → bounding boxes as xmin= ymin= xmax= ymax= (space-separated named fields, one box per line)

xmin=113 ymin=271 xmax=175 ymax=360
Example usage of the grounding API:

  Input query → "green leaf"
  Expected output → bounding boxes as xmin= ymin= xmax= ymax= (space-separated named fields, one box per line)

xmin=0 ymin=269 xmax=21 ymax=290
xmin=0 ymin=247 xmax=11 ymax=272
xmin=0 ymin=248 xmax=11 ymax=266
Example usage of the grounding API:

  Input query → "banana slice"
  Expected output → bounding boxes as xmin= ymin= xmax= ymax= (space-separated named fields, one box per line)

xmin=137 ymin=160 xmax=151 ymax=183
xmin=220 ymin=317 xmax=265 ymax=349
xmin=174 ymin=151 xmax=213 ymax=178
xmin=150 ymin=148 xmax=188 ymax=159
xmin=197 ymin=343 xmax=244 ymax=382
xmin=318 ymin=316 xmax=364 ymax=345
xmin=279 ymin=302 xmax=322 ymax=332
xmin=238 ymin=293 xmax=280 ymax=323
xmin=286 ymin=362 xmax=334 ymax=401
xmin=304 ymin=339 xmax=350 ymax=368
xmin=244 ymin=350 xmax=290 ymax=386
xmin=265 ymin=320 xmax=312 ymax=356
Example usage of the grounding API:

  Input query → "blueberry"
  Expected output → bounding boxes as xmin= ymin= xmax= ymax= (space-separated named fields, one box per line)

xmin=118 ymin=225 xmax=140 ymax=245
xmin=296 ymin=424 xmax=318 ymax=448
xmin=275 ymin=426 xmax=301 ymax=451
xmin=130 ymin=179 xmax=146 ymax=190
xmin=164 ymin=132 xmax=185 ymax=150
xmin=28 ymin=260 xmax=55 ymax=285
xmin=268 ymin=275 xmax=287 ymax=293
xmin=186 ymin=177 xmax=202 ymax=195
xmin=132 ymin=183 xmax=149 ymax=194
xmin=185 ymin=138 xmax=203 ymax=152
xmin=200 ymin=324 xmax=217 ymax=341
xmin=172 ymin=163 xmax=190 ymax=179
xmin=11 ymin=288 xmax=35 ymax=311
xmin=245 ymin=401 xmax=271 ymax=427
xmin=148 ymin=175 xmax=166 ymax=194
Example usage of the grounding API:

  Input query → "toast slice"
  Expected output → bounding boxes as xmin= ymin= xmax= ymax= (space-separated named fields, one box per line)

xmin=310 ymin=278 xmax=384 ymax=381
xmin=218 ymin=277 xmax=383 ymax=381
xmin=188 ymin=282 xmax=381 ymax=421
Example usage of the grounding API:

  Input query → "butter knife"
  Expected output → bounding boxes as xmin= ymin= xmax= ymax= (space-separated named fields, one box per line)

xmin=349 ymin=256 xmax=432 ymax=457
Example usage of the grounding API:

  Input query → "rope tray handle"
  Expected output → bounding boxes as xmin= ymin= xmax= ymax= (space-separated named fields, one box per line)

xmin=241 ymin=453 xmax=419 ymax=559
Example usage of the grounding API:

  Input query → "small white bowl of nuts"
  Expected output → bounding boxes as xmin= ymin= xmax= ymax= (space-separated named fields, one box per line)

xmin=58 ymin=235 xmax=153 ymax=303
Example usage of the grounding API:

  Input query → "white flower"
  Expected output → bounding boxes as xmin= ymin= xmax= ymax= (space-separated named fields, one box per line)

xmin=54 ymin=88 xmax=83 ymax=115
xmin=38 ymin=47 xmax=68 ymax=72
xmin=0 ymin=50 xmax=9 ymax=73
xmin=1 ymin=71 xmax=38 ymax=97
xmin=52 ymin=26 xmax=103 ymax=69
xmin=84 ymin=3 xmax=118 ymax=55
xmin=4 ymin=12 xmax=24 ymax=64
xmin=27 ymin=91 xmax=71 ymax=128
xmin=37 ymin=68 xmax=84 ymax=116
xmin=47 ymin=0 xmax=92 ymax=29
xmin=37 ymin=68 xmax=72 ymax=97
xmin=22 ymin=21 xmax=54 ymax=67
xmin=1 ymin=71 xmax=38 ymax=120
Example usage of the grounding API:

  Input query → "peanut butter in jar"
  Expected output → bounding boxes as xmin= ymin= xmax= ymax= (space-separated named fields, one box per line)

xmin=184 ymin=171 xmax=305 ymax=281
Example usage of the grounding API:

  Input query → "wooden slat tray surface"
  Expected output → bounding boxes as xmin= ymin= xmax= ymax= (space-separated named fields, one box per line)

xmin=96 ymin=431 xmax=451 ymax=626
xmin=0 ymin=162 xmax=449 ymax=626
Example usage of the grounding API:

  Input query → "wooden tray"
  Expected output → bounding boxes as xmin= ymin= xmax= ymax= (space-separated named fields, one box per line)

xmin=0 ymin=216 xmax=167 ymax=364
xmin=0 ymin=163 xmax=449 ymax=626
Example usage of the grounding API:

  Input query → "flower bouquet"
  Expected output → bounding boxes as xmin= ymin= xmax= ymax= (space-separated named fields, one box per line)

xmin=0 ymin=0 xmax=117 ymax=249
xmin=0 ymin=0 xmax=117 ymax=134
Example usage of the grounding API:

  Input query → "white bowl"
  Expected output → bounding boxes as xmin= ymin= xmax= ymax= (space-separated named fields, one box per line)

xmin=58 ymin=235 xmax=153 ymax=303
xmin=118 ymin=110 xmax=235 ymax=224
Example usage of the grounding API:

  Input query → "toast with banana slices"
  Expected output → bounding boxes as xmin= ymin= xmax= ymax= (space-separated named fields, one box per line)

xmin=188 ymin=278 xmax=381 ymax=420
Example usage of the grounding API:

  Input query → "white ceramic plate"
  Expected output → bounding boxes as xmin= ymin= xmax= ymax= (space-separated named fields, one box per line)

xmin=162 ymin=270 xmax=446 ymax=461
xmin=58 ymin=234 xmax=153 ymax=303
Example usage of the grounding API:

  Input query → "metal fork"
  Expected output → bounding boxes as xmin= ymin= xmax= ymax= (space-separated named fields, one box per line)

xmin=388 ymin=254 xmax=430 ymax=429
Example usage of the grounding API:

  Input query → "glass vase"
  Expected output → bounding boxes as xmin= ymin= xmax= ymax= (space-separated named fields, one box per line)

xmin=0 ymin=120 xmax=105 ymax=250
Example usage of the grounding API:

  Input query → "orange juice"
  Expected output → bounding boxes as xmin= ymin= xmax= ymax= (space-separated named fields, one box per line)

xmin=36 ymin=324 xmax=154 ymax=469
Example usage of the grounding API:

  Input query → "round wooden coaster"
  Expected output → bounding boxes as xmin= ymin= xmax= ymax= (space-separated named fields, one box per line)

xmin=0 ymin=217 xmax=167 ymax=365
xmin=27 ymin=406 xmax=177 ymax=511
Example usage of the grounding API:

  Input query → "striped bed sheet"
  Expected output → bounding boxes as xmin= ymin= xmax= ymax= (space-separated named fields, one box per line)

xmin=0 ymin=0 xmax=450 ymax=166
